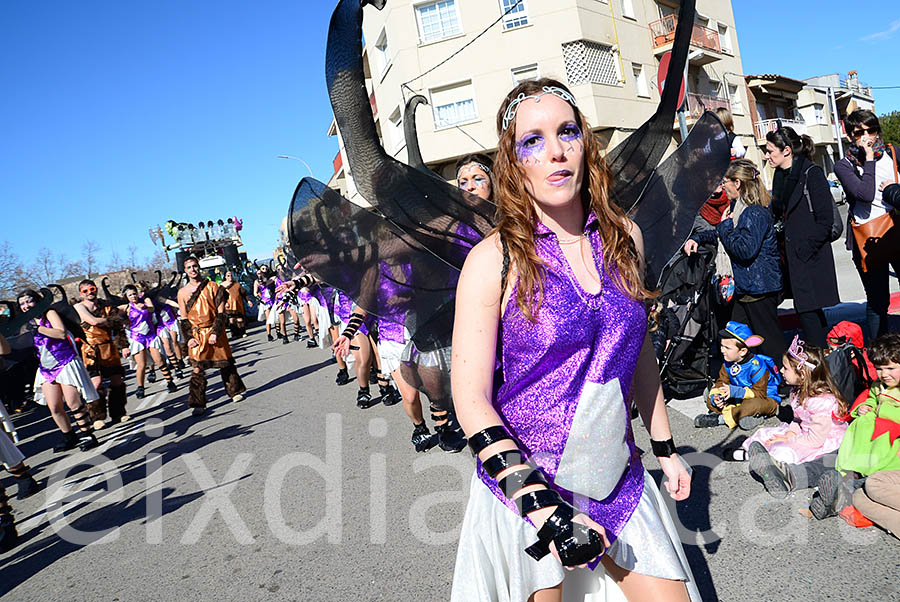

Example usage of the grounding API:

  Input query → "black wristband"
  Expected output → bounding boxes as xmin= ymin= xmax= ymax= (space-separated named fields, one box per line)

xmin=498 ymin=467 xmax=549 ymax=498
xmin=482 ymin=449 xmax=526 ymax=479
xmin=515 ymin=488 xmax=564 ymax=516
xmin=650 ymin=438 xmax=678 ymax=457
xmin=468 ymin=425 xmax=512 ymax=454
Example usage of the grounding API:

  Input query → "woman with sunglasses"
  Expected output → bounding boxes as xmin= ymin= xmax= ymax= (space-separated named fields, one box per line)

xmin=765 ymin=126 xmax=840 ymax=347
xmin=17 ymin=289 xmax=100 ymax=453
xmin=834 ymin=110 xmax=900 ymax=339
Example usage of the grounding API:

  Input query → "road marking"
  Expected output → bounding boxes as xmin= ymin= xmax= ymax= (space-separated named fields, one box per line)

xmin=135 ymin=391 xmax=165 ymax=412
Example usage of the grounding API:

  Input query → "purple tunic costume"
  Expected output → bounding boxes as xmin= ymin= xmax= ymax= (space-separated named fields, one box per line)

xmin=297 ymin=288 xmax=313 ymax=304
xmin=34 ymin=316 xmax=79 ymax=382
xmin=128 ymin=303 xmax=158 ymax=350
xmin=336 ymin=290 xmax=370 ymax=336
xmin=156 ymin=304 xmax=178 ymax=335
xmin=477 ymin=213 xmax=645 ymax=550
xmin=375 ymin=261 xmax=411 ymax=345
xmin=258 ymin=279 xmax=275 ymax=307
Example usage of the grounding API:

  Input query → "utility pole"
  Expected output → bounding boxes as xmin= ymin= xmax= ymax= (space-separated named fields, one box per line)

xmin=827 ymin=86 xmax=844 ymax=159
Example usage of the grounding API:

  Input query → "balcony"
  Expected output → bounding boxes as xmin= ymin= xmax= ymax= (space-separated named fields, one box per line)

xmin=684 ymin=93 xmax=730 ymax=121
xmin=753 ymin=118 xmax=807 ymax=141
xmin=650 ymin=15 xmax=721 ymax=64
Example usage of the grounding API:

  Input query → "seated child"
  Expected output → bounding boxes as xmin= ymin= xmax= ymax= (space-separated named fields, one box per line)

xmin=809 ymin=333 xmax=900 ymax=519
xmin=694 ymin=321 xmax=781 ymax=431
xmin=736 ymin=336 xmax=848 ymax=498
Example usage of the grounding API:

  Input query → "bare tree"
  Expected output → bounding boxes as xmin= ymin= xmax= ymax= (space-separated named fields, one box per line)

xmin=142 ymin=249 xmax=173 ymax=273
xmin=107 ymin=248 xmax=123 ymax=272
xmin=126 ymin=245 xmax=139 ymax=270
xmin=82 ymin=240 xmax=101 ymax=278
xmin=0 ymin=241 xmax=32 ymax=298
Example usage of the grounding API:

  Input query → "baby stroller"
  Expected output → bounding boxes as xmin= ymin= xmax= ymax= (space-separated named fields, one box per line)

xmin=654 ymin=248 xmax=719 ymax=400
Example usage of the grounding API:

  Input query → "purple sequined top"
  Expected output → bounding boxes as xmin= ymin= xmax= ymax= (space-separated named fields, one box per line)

xmin=128 ymin=303 xmax=157 ymax=349
xmin=258 ymin=279 xmax=274 ymax=306
xmin=477 ymin=213 xmax=646 ymax=548
xmin=336 ymin=290 xmax=369 ymax=336
xmin=156 ymin=304 xmax=178 ymax=334
xmin=376 ymin=261 xmax=411 ymax=345
xmin=33 ymin=316 xmax=78 ymax=382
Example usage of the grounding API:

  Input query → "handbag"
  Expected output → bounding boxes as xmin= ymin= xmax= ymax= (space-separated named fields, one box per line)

xmin=851 ymin=146 xmax=900 ymax=272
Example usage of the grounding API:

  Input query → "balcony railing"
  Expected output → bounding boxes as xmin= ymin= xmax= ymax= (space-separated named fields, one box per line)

xmin=650 ymin=15 xmax=721 ymax=54
xmin=685 ymin=93 xmax=730 ymax=120
xmin=753 ymin=119 xmax=807 ymax=140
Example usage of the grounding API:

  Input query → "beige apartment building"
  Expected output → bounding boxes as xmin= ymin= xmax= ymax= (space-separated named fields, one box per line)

xmin=328 ymin=0 xmax=761 ymax=201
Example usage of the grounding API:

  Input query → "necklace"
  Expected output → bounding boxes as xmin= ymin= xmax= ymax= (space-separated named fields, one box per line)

xmin=557 ymin=234 xmax=585 ymax=245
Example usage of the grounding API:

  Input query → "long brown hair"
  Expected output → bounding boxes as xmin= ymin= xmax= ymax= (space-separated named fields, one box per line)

xmin=725 ymin=158 xmax=770 ymax=207
xmin=493 ymin=78 xmax=651 ymax=321
xmin=784 ymin=345 xmax=848 ymax=415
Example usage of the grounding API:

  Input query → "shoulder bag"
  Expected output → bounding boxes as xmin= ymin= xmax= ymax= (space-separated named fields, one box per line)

xmin=851 ymin=146 xmax=900 ymax=272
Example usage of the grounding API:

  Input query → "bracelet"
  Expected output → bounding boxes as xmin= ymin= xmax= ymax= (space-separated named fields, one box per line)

xmin=650 ymin=438 xmax=678 ymax=457
xmin=467 ymin=425 xmax=512 ymax=455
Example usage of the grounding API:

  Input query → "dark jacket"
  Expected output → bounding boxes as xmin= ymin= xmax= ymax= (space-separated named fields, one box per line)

xmin=781 ymin=156 xmax=840 ymax=312
xmin=716 ymin=204 xmax=782 ymax=296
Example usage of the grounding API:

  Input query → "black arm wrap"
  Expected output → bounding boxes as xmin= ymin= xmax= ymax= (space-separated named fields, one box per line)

xmin=467 ymin=425 xmax=513 ymax=455
xmin=650 ymin=438 xmax=678 ymax=457
xmin=482 ymin=450 xmax=526 ymax=479
xmin=524 ymin=502 xmax=607 ymax=566
xmin=341 ymin=312 xmax=365 ymax=339
xmin=292 ymin=274 xmax=315 ymax=289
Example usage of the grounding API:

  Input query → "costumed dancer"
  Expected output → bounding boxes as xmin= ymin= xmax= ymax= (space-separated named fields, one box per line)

xmin=450 ymin=80 xmax=698 ymax=600
xmin=0 ymin=333 xmax=41 ymax=500
xmin=122 ymin=284 xmax=176 ymax=398
xmin=73 ymin=279 xmax=130 ymax=428
xmin=333 ymin=291 xmax=376 ymax=408
xmin=177 ymin=255 xmax=247 ymax=416
xmin=154 ymin=290 xmax=187 ymax=379
xmin=274 ymin=269 xmax=303 ymax=344
xmin=17 ymin=289 xmax=100 ymax=453
xmin=254 ymin=263 xmax=276 ymax=341
xmin=296 ymin=269 xmax=319 ymax=348
xmin=222 ymin=270 xmax=248 ymax=339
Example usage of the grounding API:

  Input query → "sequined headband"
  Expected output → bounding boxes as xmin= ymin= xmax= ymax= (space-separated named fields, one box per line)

xmin=456 ymin=161 xmax=492 ymax=178
xmin=788 ymin=334 xmax=816 ymax=370
xmin=501 ymin=86 xmax=578 ymax=131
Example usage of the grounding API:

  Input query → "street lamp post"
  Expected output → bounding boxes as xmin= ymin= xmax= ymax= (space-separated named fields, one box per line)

xmin=276 ymin=155 xmax=315 ymax=178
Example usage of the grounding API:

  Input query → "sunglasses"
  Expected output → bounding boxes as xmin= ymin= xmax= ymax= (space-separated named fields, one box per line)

xmin=80 ymin=285 xmax=97 ymax=294
xmin=851 ymin=126 xmax=878 ymax=137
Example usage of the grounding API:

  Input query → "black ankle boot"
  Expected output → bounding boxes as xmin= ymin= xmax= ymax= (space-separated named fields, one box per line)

xmin=267 ymin=333 xmax=274 ymax=342
xmin=435 ymin=414 xmax=467 ymax=453
xmin=147 ymin=370 xmax=157 ymax=383
xmin=167 ymin=380 xmax=178 ymax=393
xmin=176 ymin=358 xmax=186 ymax=369
xmin=379 ymin=384 xmax=401 ymax=407
xmin=306 ymin=338 xmax=317 ymax=348
xmin=335 ymin=367 xmax=350 ymax=386
xmin=356 ymin=387 xmax=377 ymax=409
xmin=77 ymin=430 xmax=100 ymax=452
xmin=53 ymin=430 xmax=78 ymax=453
xmin=411 ymin=423 xmax=438 ymax=452
xmin=0 ymin=507 xmax=18 ymax=553
xmin=282 ymin=336 xmax=290 ymax=345
xmin=135 ymin=385 xmax=145 ymax=399
xmin=15 ymin=476 xmax=41 ymax=500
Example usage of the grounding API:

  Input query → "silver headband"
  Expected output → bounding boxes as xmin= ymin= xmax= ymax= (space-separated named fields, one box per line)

xmin=456 ymin=161 xmax=492 ymax=178
xmin=502 ymin=86 xmax=578 ymax=131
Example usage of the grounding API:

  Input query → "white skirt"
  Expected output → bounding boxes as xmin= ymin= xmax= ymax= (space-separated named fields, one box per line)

xmin=316 ymin=303 xmax=333 ymax=350
xmin=129 ymin=334 xmax=165 ymax=357
xmin=378 ymin=339 xmax=405 ymax=376
xmin=33 ymin=358 xmax=100 ymax=406
xmin=0 ymin=420 xmax=25 ymax=469
xmin=450 ymin=471 xmax=701 ymax=602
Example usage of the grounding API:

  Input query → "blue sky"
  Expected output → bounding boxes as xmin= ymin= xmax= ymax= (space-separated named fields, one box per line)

xmin=2 ymin=1 xmax=898 ymax=272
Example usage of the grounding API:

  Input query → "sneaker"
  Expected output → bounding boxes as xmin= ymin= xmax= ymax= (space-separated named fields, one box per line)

xmin=839 ymin=505 xmax=874 ymax=528
xmin=306 ymin=339 xmax=317 ymax=348
xmin=175 ymin=367 xmax=184 ymax=379
xmin=232 ymin=394 xmax=244 ymax=403
xmin=191 ymin=406 xmax=206 ymax=417
xmin=77 ymin=432 xmax=100 ymax=452
xmin=15 ymin=476 xmax=42 ymax=500
xmin=167 ymin=380 xmax=178 ymax=393
xmin=356 ymin=388 xmax=377 ymax=409
xmin=267 ymin=333 xmax=274 ymax=342
xmin=811 ymin=470 xmax=844 ymax=520
xmin=747 ymin=442 xmax=791 ymax=499
xmin=147 ymin=370 xmax=157 ymax=383
xmin=411 ymin=423 xmax=438 ymax=453
xmin=53 ymin=430 xmax=78 ymax=453
xmin=738 ymin=414 xmax=765 ymax=431
xmin=335 ymin=368 xmax=350 ymax=386
xmin=294 ymin=333 xmax=301 ymax=341
xmin=722 ymin=448 xmax=748 ymax=462
xmin=93 ymin=419 xmax=106 ymax=431
xmin=135 ymin=386 xmax=145 ymax=399
xmin=382 ymin=387 xmax=401 ymax=407
xmin=693 ymin=412 xmax=721 ymax=428
xmin=435 ymin=413 xmax=467 ymax=453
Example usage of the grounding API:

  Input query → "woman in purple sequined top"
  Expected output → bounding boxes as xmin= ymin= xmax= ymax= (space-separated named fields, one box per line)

xmin=18 ymin=290 xmax=99 ymax=452
xmin=450 ymin=79 xmax=698 ymax=601
xmin=123 ymin=284 xmax=176 ymax=397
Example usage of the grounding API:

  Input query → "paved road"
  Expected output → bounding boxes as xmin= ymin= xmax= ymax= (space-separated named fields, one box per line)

xmin=1 ymin=322 xmax=898 ymax=601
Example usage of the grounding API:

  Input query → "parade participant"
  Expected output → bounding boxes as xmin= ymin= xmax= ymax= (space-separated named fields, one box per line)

xmin=0 ymin=481 xmax=16 ymax=552
xmin=177 ymin=256 xmax=247 ymax=416
xmin=17 ymin=289 xmax=100 ymax=452
xmin=450 ymin=79 xmax=697 ymax=601
xmin=222 ymin=270 xmax=248 ymax=339
xmin=456 ymin=152 xmax=494 ymax=200
xmin=0 ymin=333 xmax=41 ymax=500
xmin=253 ymin=264 xmax=276 ymax=341
xmin=834 ymin=110 xmax=900 ymax=339
xmin=333 ymin=291 xmax=376 ymax=408
xmin=73 ymin=279 xmax=130 ymax=428
xmin=739 ymin=338 xmax=847 ymax=497
xmin=122 ymin=284 xmax=176 ymax=398
xmin=296 ymin=274 xmax=319 ymax=348
xmin=155 ymin=298 xmax=186 ymax=379
xmin=274 ymin=271 xmax=303 ymax=344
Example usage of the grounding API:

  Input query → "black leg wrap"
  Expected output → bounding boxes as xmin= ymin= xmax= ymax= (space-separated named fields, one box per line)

xmin=189 ymin=371 xmax=207 ymax=408
xmin=0 ymin=484 xmax=18 ymax=553
xmin=108 ymin=383 xmax=128 ymax=421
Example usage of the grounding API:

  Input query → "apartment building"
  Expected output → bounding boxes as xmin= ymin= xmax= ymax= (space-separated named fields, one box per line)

xmin=328 ymin=0 xmax=759 ymax=201
xmin=745 ymin=70 xmax=877 ymax=177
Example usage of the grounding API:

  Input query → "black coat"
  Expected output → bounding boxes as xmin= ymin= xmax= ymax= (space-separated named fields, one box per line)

xmin=781 ymin=156 xmax=840 ymax=312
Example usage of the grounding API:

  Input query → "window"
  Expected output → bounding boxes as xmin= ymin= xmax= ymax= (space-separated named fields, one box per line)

xmin=814 ymin=103 xmax=827 ymax=124
xmin=562 ymin=40 xmax=620 ymax=86
xmin=374 ymin=29 xmax=390 ymax=76
xmin=728 ymin=84 xmax=743 ymax=115
xmin=388 ymin=108 xmax=405 ymax=152
xmin=717 ymin=23 xmax=733 ymax=54
xmin=430 ymin=80 xmax=478 ymax=128
xmin=632 ymin=63 xmax=649 ymax=98
xmin=775 ymin=104 xmax=787 ymax=120
xmin=415 ymin=0 xmax=462 ymax=44
xmin=511 ymin=63 xmax=539 ymax=85
xmin=619 ymin=0 xmax=635 ymax=20
xmin=500 ymin=0 xmax=528 ymax=30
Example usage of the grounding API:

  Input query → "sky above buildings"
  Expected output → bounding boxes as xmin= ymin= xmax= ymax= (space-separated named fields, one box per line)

xmin=2 ymin=0 xmax=898 ymax=271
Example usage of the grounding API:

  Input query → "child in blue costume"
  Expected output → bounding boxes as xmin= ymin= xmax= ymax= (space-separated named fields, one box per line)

xmin=695 ymin=321 xmax=782 ymax=430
